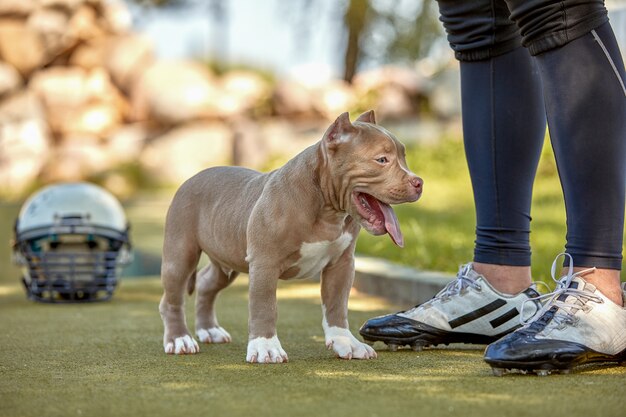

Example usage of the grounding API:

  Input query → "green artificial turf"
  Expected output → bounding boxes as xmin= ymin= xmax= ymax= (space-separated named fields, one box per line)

xmin=1 ymin=277 xmax=625 ymax=417
xmin=2 ymin=137 xmax=626 ymax=417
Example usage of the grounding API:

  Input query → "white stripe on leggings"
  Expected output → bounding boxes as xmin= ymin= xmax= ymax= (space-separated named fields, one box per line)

xmin=591 ymin=29 xmax=626 ymax=97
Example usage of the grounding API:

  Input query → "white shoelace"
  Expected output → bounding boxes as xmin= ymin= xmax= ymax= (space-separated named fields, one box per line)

xmin=431 ymin=264 xmax=482 ymax=302
xmin=404 ymin=264 xmax=481 ymax=312
xmin=520 ymin=253 xmax=602 ymax=327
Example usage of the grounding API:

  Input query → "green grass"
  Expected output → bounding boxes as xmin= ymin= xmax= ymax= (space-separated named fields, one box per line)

xmin=2 ymin=137 xmax=626 ymax=417
xmin=1 ymin=276 xmax=625 ymax=417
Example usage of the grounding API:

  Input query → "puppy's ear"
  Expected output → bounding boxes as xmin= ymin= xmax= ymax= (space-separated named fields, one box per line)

xmin=355 ymin=110 xmax=376 ymax=124
xmin=323 ymin=112 xmax=355 ymax=149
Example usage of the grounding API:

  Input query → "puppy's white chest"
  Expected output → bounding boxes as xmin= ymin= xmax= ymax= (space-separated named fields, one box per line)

xmin=291 ymin=232 xmax=353 ymax=279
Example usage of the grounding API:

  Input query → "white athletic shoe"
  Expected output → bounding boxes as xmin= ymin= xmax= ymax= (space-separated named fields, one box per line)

xmin=484 ymin=253 xmax=626 ymax=376
xmin=359 ymin=263 xmax=541 ymax=351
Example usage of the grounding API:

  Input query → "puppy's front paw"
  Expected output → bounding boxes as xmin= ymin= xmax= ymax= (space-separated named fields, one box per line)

xmin=246 ymin=336 xmax=289 ymax=364
xmin=164 ymin=334 xmax=200 ymax=355
xmin=197 ymin=327 xmax=232 ymax=344
xmin=325 ymin=328 xmax=377 ymax=360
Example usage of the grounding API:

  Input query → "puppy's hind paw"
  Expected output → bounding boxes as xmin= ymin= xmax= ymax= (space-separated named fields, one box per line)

xmin=164 ymin=335 xmax=200 ymax=355
xmin=197 ymin=327 xmax=232 ymax=344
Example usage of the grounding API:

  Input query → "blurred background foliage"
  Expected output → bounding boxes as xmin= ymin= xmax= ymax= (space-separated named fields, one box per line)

xmin=128 ymin=0 xmax=444 ymax=82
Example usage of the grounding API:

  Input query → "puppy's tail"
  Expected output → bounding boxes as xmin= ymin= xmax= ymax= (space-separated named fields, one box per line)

xmin=187 ymin=270 xmax=197 ymax=295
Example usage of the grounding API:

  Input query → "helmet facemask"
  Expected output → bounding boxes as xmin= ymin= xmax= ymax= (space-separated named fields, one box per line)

xmin=13 ymin=186 xmax=132 ymax=303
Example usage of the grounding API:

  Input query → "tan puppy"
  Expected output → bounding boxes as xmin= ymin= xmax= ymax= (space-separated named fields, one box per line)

xmin=159 ymin=111 xmax=422 ymax=363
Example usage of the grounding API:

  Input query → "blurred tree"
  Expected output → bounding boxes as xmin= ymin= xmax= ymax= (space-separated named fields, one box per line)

xmin=343 ymin=0 xmax=371 ymax=82
xmin=369 ymin=0 xmax=442 ymax=64
xmin=286 ymin=0 xmax=442 ymax=82
xmin=128 ymin=0 xmax=229 ymax=63
xmin=128 ymin=0 xmax=442 ymax=82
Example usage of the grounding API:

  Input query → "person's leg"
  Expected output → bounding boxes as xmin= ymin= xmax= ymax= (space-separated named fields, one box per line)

xmin=485 ymin=1 xmax=626 ymax=374
xmin=460 ymin=46 xmax=546 ymax=294
xmin=359 ymin=0 xmax=547 ymax=350
xmin=534 ymin=23 xmax=626 ymax=306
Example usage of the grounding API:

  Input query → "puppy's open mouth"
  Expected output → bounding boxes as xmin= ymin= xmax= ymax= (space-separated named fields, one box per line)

xmin=352 ymin=192 xmax=403 ymax=247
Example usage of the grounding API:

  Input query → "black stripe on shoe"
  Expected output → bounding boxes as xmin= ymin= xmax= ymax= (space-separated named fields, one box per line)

xmin=448 ymin=299 xmax=507 ymax=329
xmin=489 ymin=307 xmax=519 ymax=329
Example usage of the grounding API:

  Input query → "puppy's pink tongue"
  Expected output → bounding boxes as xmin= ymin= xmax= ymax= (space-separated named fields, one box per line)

xmin=378 ymin=201 xmax=404 ymax=247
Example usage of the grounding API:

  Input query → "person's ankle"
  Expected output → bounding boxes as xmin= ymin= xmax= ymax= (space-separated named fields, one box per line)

xmin=566 ymin=267 xmax=624 ymax=307
xmin=472 ymin=262 xmax=532 ymax=295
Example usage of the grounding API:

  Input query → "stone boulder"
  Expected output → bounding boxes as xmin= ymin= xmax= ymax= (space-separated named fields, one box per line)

xmin=353 ymin=65 xmax=425 ymax=96
xmin=100 ymin=0 xmax=132 ymax=34
xmin=42 ymin=140 xmax=111 ymax=182
xmin=218 ymin=70 xmax=271 ymax=116
xmin=0 ymin=90 xmax=50 ymax=197
xmin=0 ymin=19 xmax=46 ymax=77
xmin=140 ymin=122 xmax=233 ymax=185
xmin=0 ymin=62 xmax=22 ymax=98
xmin=104 ymin=123 xmax=149 ymax=165
xmin=27 ymin=7 xmax=73 ymax=60
xmin=353 ymin=66 xmax=426 ymax=121
xmin=106 ymin=34 xmax=154 ymax=94
xmin=69 ymin=38 xmax=109 ymax=70
xmin=67 ymin=4 xmax=107 ymax=42
xmin=131 ymin=61 xmax=219 ymax=124
xmin=311 ymin=80 xmax=356 ymax=120
xmin=29 ymin=66 xmax=127 ymax=136
xmin=272 ymin=79 xmax=315 ymax=117
xmin=0 ymin=0 xmax=36 ymax=17
xmin=29 ymin=65 xmax=90 ymax=107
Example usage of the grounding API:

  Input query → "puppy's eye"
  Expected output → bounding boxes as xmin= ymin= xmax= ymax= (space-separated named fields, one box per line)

xmin=375 ymin=156 xmax=388 ymax=164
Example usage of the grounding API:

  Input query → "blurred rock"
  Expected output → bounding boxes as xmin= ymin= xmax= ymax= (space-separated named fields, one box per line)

xmin=69 ymin=39 xmax=109 ymax=69
xmin=100 ymin=0 xmax=132 ymax=34
xmin=68 ymin=4 xmax=106 ymax=41
xmin=219 ymin=70 xmax=270 ymax=116
xmin=260 ymin=119 xmax=324 ymax=159
xmin=101 ymin=172 xmax=134 ymax=199
xmin=375 ymin=85 xmax=415 ymax=121
xmin=311 ymin=80 xmax=356 ymax=120
xmin=353 ymin=65 xmax=425 ymax=96
xmin=353 ymin=66 xmax=427 ymax=121
xmin=106 ymin=34 xmax=154 ymax=94
xmin=0 ymin=19 xmax=46 ymax=76
xmin=27 ymin=8 xmax=73 ymax=59
xmin=30 ymin=66 xmax=126 ymax=136
xmin=131 ymin=61 xmax=218 ymax=124
xmin=68 ymin=102 xmax=122 ymax=136
xmin=39 ymin=0 xmax=83 ymax=13
xmin=0 ymin=102 xmax=50 ymax=196
xmin=0 ymin=62 xmax=22 ymax=98
xmin=43 ymin=140 xmax=111 ymax=182
xmin=105 ymin=123 xmax=148 ymax=165
xmin=0 ymin=89 xmax=46 ymax=124
xmin=272 ymin=79 xmax=314 ymax=117
xmin=0 ymin=0 xmax=36 ymax=17
xmin=140 ymin=122 xmax=233 ymax=185
xmin=29 ymin=66 xmax=88 ymax=108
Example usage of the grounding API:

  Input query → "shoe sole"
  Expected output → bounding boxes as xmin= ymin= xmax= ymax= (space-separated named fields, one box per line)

xmin=360 ymin=322 xmax=515 ymax=352
xmin=485 ymin=349 xmax=626 ymax=376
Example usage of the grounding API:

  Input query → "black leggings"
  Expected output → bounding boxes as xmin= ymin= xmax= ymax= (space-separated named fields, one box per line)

xmin=437 ymin=0 xmax=626 ymax=269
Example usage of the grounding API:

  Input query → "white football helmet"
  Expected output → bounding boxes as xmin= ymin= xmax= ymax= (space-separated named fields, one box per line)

xmin=13 ymin=182 xmax=132 ymax=303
